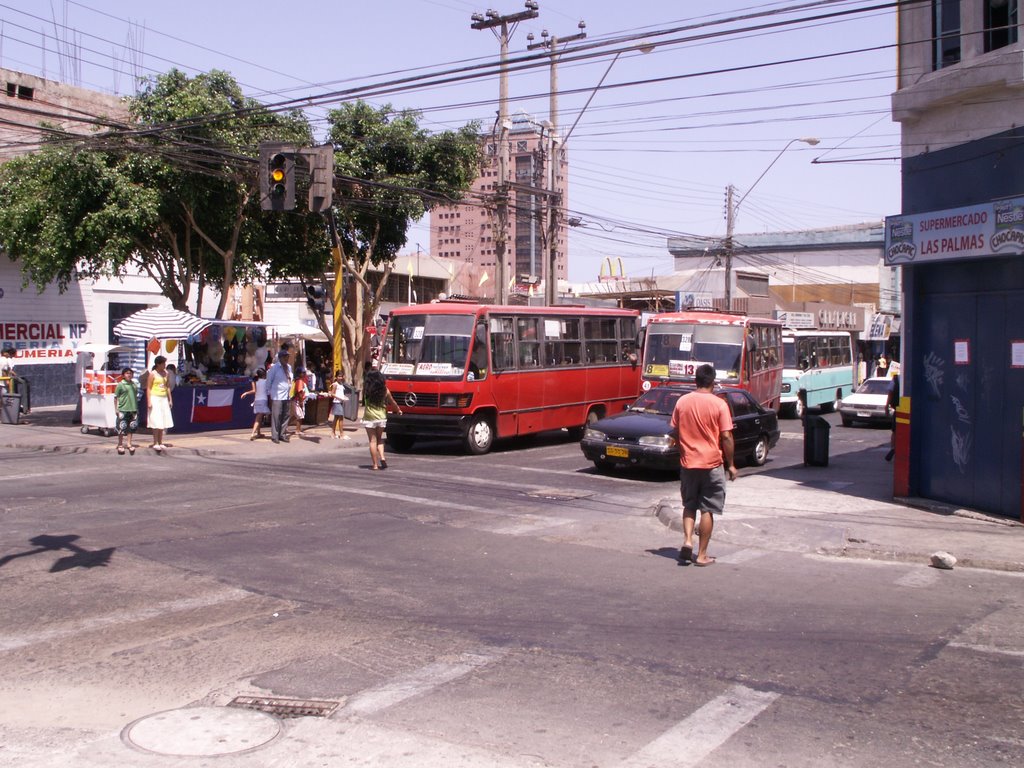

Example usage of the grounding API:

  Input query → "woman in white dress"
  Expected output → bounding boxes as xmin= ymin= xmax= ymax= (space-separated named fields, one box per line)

xmin=147 ymin=355 xmax=174 ymax=452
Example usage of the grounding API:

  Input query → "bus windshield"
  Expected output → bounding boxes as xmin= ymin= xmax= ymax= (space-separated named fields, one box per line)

xmin=783 ymin=339 xmax=797 ymax=368
xmin=382 ymin=313 xmax=475 ymax=377
xmin=644 ymin=323 xmax=743 ymax=380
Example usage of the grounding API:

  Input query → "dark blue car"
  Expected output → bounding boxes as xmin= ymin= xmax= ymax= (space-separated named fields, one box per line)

xmin=579 ymin=384 xmax=781 ymax=473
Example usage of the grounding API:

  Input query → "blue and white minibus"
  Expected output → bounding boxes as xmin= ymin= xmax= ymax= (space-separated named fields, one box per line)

xmin=780 ymin=330 xmax=855 ymax=417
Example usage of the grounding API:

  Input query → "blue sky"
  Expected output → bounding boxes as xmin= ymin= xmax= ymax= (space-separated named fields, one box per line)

xmin=0 ymin=0 xmax=901 ymax=282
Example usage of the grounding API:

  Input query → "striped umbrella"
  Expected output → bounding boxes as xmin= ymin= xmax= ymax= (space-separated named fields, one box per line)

xmin=113 ymin=307 xmax=212 ymax=341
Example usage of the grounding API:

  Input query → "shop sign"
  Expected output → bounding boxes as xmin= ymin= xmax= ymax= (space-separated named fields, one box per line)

xmin=0 ymin=321 xmax=90 ymax=364
xmin=817 ymin=309 xmax=859 ymax=330
xmin=776 ymin=311 xmax=815 ymax=329
xmin=884 ymin=195 xmax=1024 ymax=266
xmin=676 ymin=291 xmax=713 ymax=310
xmin=864 ymin=313 xmax=894 ymax=341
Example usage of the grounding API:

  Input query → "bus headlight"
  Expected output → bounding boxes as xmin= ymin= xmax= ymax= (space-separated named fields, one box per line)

xmin=638 ymin=435 xmax=673 ymax=449
xmin=583 ymin=428 xmax=606 ymax=441
xmin=440 ymin=394 xmax=473 ymax=408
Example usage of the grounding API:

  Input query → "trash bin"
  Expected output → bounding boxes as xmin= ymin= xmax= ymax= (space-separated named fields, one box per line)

xmin=342 ymin=385 xmax=359 ymax=422
xmin=1 ymin=393 xmax=21 ymax=424
xmin=803 ymin=414 xmax=830 ymax=466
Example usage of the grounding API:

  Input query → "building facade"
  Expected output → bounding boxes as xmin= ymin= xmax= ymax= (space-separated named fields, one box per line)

xmin=665 ymin=223 xmax=899 ymax=358
xmin=430 ymin=114 xmax=568 ymax=298
xmin=888 ymin=0 xmax=1023 ymax=519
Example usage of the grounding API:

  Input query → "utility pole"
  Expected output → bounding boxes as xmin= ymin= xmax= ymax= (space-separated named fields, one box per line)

xmin=472 ymin=2 xmax=538 ymax=304
xmin=528 ymin=20 xmax=586 ymax=306
xmin=723 ymin=183 xmax=736 ymax=311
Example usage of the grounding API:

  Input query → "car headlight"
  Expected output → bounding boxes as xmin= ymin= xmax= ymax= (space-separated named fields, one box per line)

xmin=638 ymin=435 xmax=673 ymax=448
xmin=583 ymin=428 xmax=606 ymax=441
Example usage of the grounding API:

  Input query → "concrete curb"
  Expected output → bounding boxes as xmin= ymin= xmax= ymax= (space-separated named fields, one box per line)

xmin=895 ymin=496 xmax=1023 ymax=527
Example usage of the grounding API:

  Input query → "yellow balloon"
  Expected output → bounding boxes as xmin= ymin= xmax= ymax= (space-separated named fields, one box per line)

xmin=224 ymin=326 xmax=236 ymax=341
xmin=166 ymin=339 xmax=178 ymax=353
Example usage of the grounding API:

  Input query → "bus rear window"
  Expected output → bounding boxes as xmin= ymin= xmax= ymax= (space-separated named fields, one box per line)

xmin=645 ymin=324 xmax=743 ymax=379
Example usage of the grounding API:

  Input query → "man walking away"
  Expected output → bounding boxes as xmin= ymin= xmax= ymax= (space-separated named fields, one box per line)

xmin=669 ymin=364 xmax=737 ymax=567
xmin=266 ymin=349 xmax=294 ymax=444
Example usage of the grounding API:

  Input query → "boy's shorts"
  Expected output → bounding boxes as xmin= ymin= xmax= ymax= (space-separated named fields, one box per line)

xmin=116 ymin=411 xmax=139 ymax=435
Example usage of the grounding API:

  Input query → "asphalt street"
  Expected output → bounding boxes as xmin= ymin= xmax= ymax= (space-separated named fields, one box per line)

xmin=1 ymin=412 xmax=1022 ymax=767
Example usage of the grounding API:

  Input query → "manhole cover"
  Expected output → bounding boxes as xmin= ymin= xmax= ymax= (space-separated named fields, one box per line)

xmin=123 ymin=706 xmax=281 ymax=757
xmin=527 ymin=488 xmax=593 ymax=500
xmin=228 ymin=695 xmax=340 ymax=718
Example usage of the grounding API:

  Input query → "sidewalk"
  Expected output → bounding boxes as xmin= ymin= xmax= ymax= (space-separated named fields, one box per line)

xmin=655 ymin=466 xmax=1024 ymax=574
xmin=0 ymin=404 xmax=370 ymax=458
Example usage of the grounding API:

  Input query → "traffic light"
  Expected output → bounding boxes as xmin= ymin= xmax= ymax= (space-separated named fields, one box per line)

xmin=305 ymin=145 xmax=334 ymax=213
xmin=305 ymin=284 xmax=326 ymax=313
xmin=259 ymin=143 xmax=296 ymax=211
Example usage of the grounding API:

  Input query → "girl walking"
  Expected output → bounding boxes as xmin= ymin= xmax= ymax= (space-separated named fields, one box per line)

xmin=362 ymin=369 xmax=402 ymax=470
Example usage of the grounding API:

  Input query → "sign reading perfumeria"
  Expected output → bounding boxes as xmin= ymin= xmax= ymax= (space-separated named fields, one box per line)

xmin=885 ymin=195 xmax=1024 ymax=266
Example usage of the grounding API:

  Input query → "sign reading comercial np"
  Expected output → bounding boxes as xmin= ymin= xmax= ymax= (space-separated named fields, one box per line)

xmin=884 ymin=195 xmax=1024 ymax=266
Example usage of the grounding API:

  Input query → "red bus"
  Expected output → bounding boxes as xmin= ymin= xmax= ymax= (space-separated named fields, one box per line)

xmin=640 ymin=310 xmax=783 ymax=409
xmin=379 ymin=302 xmax=641 ymax=454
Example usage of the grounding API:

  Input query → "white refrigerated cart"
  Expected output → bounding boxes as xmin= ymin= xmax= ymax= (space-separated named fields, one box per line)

xmin=78 ymin=344 xmax=131 ymax=437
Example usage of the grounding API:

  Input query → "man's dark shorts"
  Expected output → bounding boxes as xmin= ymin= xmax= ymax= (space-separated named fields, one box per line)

xmin=680 ymin=465 xmax=726 ymax=515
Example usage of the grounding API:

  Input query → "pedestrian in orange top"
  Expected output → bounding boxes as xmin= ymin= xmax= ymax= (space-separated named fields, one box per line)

xmin=669 ymin=364 xmax=737 ymax=566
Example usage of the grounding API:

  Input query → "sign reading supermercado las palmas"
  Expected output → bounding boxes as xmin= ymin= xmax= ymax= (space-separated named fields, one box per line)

xmin=885 ymin=195 xmax=1024 ymax=266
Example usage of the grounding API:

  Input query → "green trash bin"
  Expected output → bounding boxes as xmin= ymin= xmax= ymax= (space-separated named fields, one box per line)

xmin=803 ymin=414 xmax=830 ymax=466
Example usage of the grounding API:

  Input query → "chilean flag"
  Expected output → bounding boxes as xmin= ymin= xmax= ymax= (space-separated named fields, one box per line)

xmin=191 ymin=388 xmax=234 ymax=424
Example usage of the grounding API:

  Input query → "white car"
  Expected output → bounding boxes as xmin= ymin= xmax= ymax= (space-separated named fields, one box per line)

xmin=839 ymin=377 xmax=895 ymax=427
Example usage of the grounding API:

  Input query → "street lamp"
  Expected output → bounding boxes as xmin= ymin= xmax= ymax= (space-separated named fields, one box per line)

xmin=723 ymin=136 xmax=819 ymax=309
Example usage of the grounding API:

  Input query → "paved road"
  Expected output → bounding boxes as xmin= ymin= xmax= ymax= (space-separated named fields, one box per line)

xmin=2 ymin=412 xmax=1022 ymax=767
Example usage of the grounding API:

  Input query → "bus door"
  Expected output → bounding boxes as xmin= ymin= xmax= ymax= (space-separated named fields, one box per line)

xmin=487 ymin=316 xmax=520 ymax=436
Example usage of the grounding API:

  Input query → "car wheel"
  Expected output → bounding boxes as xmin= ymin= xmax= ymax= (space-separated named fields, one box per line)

xmin=781 ymin=402 xmax=799 ymax=419
xmin=795 ymin=396 xmax=805 ymax=418
xmin=593 ymin=459 xmax=615 ymax=474
xmin=464 ymin=414 xmax=494 ymax=455
xmin=749 ymin=434 xmax=769 ymax=466
xmin=568 ymin=408 xmax=600 ymax=440
xmin=80 ymin=426 xmax=89 ymax=434
xmin=387 ymin=434 xmax=415 ymax=452
xmin=841 ymin=415 xmax=853 ymax=427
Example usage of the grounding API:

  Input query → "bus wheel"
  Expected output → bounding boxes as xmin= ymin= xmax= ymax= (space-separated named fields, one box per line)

xmin=750 ymin=435 xmax=770 ymax=466
xmin=464 ymin=415 xmax=494 ymax=455
xmin=387 ymin=434 xmax=415 ymax=452
xmin=568 ymin=408 xmax=600 ymax=440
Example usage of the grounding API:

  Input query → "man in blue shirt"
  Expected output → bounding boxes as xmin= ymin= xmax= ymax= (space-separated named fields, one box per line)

xmin=265 ymin=348 xmax=294 ymax=443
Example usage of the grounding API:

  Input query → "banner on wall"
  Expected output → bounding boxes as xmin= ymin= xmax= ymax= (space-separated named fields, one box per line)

xmin=884 ymin=195 xmax=1024 ymax=266
xmin=0 ymin=321 xmax=90 ymax=364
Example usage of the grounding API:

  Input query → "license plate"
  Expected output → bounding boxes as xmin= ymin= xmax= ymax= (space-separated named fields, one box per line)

xmin=856 ymin=412 xmax=871 ymax=418
xmin=606 ymin=445 xmax=629 ymax=458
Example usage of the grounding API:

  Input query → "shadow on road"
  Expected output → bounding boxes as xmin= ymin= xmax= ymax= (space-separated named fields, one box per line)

xmin=0 ymin=534 xmax=116 ymax=572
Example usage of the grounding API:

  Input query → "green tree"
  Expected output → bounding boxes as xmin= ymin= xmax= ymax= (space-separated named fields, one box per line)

xmin=0 ymin=69 xmax=312 ymax=316
xmin=320 ymin=101 xmax=480 ymax=386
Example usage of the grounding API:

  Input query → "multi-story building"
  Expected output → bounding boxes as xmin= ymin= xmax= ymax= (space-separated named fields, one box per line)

xmin=887 ymin=1 xmax=1023 ymax=520
xmin=430 ymin=113 xmax=568 ymax=298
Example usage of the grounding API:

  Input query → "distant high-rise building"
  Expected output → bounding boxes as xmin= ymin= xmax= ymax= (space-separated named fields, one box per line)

xmin=431 ymin=113 xmax=568 ymax=297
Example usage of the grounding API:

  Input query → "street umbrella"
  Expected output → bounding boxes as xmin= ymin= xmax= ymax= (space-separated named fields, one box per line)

xmin=113 ymin=307 xmax=212 ymax=341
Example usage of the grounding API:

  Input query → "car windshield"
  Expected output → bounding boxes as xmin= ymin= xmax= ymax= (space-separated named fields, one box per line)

xmin=643 ymin=323 xmax=744 ymax=380
xmin=630 ymin=388 xmax=687 ymax=415
xmin=381 ymin=313 xmax=475 ymax=377
xmin=856 ymin=379 xmax=893 ymax=395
